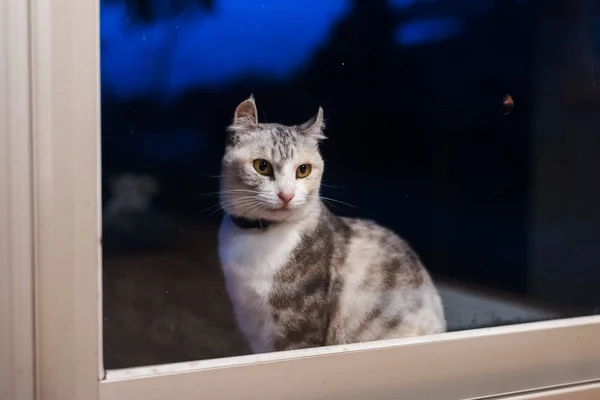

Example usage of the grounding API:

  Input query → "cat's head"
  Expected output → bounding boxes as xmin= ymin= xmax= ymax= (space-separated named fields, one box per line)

xmin=220 ymin=95 xmax=326 ymax=222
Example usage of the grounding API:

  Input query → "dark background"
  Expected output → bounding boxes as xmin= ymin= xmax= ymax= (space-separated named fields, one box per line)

xmin=101 ymin=0 xmax=600 ymax=364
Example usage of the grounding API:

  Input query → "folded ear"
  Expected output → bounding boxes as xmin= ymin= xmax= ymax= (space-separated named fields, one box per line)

xmin=233 ymin=95 xmax=258 ymax=126
xmin=298 ymin=107 xmax=326 ymax=140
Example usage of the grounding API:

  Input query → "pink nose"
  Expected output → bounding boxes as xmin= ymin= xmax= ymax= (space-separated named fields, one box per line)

xmin=277 ymin=191 xmax=295 ymax=204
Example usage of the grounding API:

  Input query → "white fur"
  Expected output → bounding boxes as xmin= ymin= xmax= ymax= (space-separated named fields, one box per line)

xmin=219 ymin=98 xmax=445 ymax=351
xmin=332 ymin=229 xmax=446 ymax=343
xmin=219 ymin=212 xmax=446 ymax=351
xmin=219 ymin=216 xmax=308 ymax=353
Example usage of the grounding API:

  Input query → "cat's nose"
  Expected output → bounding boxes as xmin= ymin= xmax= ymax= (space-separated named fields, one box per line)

xmin=277 ymin=191 xmax=295 ymax=205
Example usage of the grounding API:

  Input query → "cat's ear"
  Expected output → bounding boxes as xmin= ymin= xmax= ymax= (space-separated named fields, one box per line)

xmin=298 ymin=107 xmax=326 ymax=140
xmin=233 ymin=95 xmax=259 ymax=126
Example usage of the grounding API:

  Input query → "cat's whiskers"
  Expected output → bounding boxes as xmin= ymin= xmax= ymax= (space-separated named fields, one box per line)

xmin=308 ymin=195 xmax=357 ymax=209
xmin=199 ymin=194 xmax=262 ymax=215
xmin=200 ymin=197 xmax=259 ymax=220
xmin=202 ymin=195 xmax=256 ymax=211
xmin=206 ymin=173 xmax=236 ymax=179
xmin=201 ymin=202 xmax=255 ymax=221
xmin=234 ymin=200 xmax=267 ymax=220
xmin=195 ymin=189 xmax=262 ymax=199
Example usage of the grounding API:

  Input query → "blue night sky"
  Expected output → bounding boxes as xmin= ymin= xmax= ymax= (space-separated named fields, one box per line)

xmin=101 ymin=0 xmax=512 ymax=99
xmin=101 ymin=0 xmax=350 ymax=98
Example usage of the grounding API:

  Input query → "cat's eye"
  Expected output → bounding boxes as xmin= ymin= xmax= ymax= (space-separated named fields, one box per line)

xmin=253 ymin=159 xmax=273 ymax=176
xmin=296 ymin=164 xmax=312 ymax=178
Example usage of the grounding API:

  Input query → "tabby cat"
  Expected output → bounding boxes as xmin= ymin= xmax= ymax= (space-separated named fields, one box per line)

xmin=218 ymin=96 xmax=445 ymax=353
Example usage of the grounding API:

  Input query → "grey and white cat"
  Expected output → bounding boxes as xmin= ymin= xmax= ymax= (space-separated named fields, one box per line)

xmin=218 ymin=96 xmax=445 ymax=353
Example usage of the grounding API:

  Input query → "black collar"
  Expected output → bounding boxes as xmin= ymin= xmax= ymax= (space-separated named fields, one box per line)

xmin=230 ymin=215 xmax=274 ymax=230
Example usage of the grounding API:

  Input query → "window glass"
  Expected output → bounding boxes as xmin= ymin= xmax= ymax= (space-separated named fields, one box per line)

xmin=102 ymin=0 xmax=600 ymax=368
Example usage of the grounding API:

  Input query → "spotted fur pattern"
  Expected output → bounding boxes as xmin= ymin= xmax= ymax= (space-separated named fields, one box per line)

xmin=218 ymin=96 xmax=445 ymax=353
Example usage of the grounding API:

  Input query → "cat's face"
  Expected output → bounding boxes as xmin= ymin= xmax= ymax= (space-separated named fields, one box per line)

xmin=220 ymin=96 xmax=326 ymax=222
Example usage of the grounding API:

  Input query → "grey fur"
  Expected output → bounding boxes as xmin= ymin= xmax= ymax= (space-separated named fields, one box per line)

xmin=218 ymin=96 xmax=445 ymax=353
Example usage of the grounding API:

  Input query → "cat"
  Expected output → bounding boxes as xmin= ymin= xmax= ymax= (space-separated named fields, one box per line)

xmin=218 ymin=96 xmax=446 ymax=353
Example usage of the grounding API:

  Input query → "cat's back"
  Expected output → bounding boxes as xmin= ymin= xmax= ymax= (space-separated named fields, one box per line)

xmin=328 ymin=216 xmax=446 ymax=344
xmin=337 ymin=217 xmax=427 ymax=286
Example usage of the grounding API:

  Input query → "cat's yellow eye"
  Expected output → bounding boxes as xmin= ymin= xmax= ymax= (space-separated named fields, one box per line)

xmin=296 ymin=164 xmax=312 ymax=179
xmin=253 ymin=159 xmax=273 ymax=176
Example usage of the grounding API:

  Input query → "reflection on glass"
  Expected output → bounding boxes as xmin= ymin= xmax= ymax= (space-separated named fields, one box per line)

xmin=101 ymin=0 xmax=600 ymax=368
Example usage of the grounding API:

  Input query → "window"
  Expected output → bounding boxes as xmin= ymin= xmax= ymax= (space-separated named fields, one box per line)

xmin=2 ymin=0 xmax=600 ymax=399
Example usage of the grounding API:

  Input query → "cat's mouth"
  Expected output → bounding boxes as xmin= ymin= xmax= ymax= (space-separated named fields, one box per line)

xmin=270 ymin=205 xmax=291 ymax=212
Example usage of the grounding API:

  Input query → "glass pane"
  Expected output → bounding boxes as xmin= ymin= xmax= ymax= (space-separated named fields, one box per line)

xmin=101 ymin=0 xmax=600 ymax=368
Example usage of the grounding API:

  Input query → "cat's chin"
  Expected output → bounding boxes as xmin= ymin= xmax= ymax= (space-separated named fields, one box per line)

xmin=261 ymin=208 xmax=303 ymax=222
xmin=224 ymin=199 xmax=318 ymax=223
xmin=238 ymin=204 xmax=307 ymax=223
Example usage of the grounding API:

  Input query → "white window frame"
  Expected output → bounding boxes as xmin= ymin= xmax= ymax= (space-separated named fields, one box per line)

xmin=2 ymin=0 xmax=600 ymax=398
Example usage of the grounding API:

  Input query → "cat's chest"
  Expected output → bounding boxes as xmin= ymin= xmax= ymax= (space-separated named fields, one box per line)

xmin=218 ymin=218 xmax=302 ymax=281
xmin=218 ymin=218 xmax=303 ymax=352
